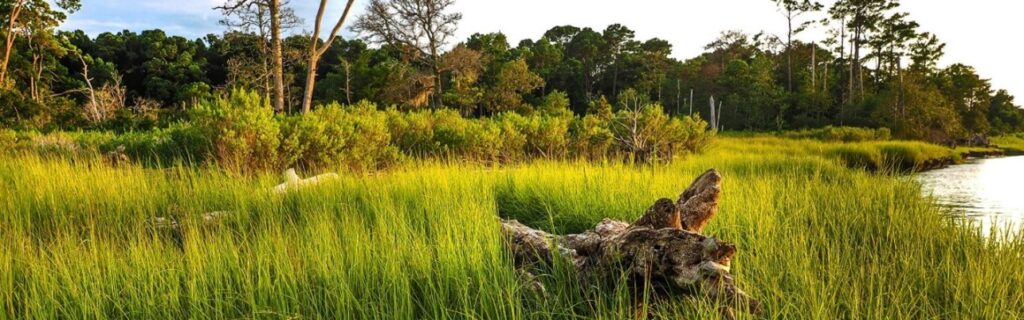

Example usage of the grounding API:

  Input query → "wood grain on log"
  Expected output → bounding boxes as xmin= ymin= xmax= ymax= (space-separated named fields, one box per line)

xmin=500 ymin=169 xmax=760 ymax=317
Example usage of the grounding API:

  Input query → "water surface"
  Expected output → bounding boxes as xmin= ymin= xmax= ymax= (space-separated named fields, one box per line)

xmin=917 ymin=156 xmax=1024 ymax=234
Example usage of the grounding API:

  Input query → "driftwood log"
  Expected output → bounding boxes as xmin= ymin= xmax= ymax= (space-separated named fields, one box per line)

xmin=501 ymin=169 xmax=761 ymax=317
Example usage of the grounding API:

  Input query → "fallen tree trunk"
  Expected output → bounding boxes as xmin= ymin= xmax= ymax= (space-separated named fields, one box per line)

xmin=501 ymin=169 xmax=761 ymax=317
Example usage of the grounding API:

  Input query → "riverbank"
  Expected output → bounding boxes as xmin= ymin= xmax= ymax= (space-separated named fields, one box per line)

xmin=3 ymin=137 xmax=1023 ymax=319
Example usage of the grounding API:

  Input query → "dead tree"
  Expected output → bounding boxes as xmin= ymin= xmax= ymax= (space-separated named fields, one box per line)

xmin=501 ymin=169 xmax=761 ymax=317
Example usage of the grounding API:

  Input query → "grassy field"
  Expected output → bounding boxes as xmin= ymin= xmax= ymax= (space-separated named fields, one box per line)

xmin=2 ymin=137 xmax=1023 ymax=319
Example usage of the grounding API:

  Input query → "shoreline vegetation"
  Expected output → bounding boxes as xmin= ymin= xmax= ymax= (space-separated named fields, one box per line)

xmin=4 ymin=108 xmax=1020 ymax=175
xmin=3 ymin=132 xmax=1024 ymax=319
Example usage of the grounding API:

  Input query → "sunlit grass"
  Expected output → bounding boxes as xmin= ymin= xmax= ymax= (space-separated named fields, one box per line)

xmin=1 ymin=137 xmax=1022 ymax=319
xmin=992 ymin=134 xmax=1024 ymax=154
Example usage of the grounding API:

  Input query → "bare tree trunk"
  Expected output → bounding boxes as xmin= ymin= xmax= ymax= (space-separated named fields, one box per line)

xmin=343 ymin=59 xmax=352 ymax=104
xmin=31 ymin=52 xmax=42 ymax=101
xmin=502 ymin=170 xmax=761 ymax=318
xmin=270 ymin=0 xmax=286 ymax=113
xmin=898 ymin=58 xmax=905 ymax=117
xmin=854 ymin=27 xmax=864 ymax=103
xmin=811 ymin=42 xmax=816 ymax=95
xmin=786 ymin=13 xmax=793 ymax=93
xmin=301 ymin=57 xmax=319 ymax=113
xmin=675 ymin=79 xmax=680 ymax=115
xmin=709 ymin=96 xmax=717 ymax=131
xmin=433 ymin=62 xmax=443 ymax=108
xmin=689 ymin=89 xmax=694 ymax=115
xmin=302 ymin=0 xmax=356 ymax=114
xmin=78 ymin=54 xmax=101 ymax=122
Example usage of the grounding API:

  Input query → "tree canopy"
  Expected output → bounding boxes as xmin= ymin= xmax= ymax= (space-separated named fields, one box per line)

xmin=1 ymin=0 xmax=1022 ymax=142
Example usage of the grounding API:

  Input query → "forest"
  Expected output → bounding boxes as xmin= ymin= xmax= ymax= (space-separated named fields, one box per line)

xmin=3 ymin=0 xmax=1023 ymax=145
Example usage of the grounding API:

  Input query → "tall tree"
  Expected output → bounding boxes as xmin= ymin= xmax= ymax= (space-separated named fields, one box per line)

xmin=829 ymin=0 xmax=898 ymax=102
xmin=601 ymin=24 xmax=636 ymax=98
xmin=909 ymin=32 xmax=944 ymax=73
xmin=483 ymin=58 xmax=543 ymax=114
xmin=772 ymin=0 xmax=822 ymax=92
xmin=1 ymin=0 xmax=80 ymax=87
xmin=301 ymin=0 xmax=356 ymax=113
xmin=353 ymin=0 xmax=462 ymax=108
xmin=216 ymin=0 xmax=301 ymax=112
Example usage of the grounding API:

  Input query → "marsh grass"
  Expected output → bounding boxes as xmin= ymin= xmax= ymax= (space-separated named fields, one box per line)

xmin=992 ymin=134 xmax=1024 ymax=154
xmin=2 ymin=137 xmax=1022 ymax=319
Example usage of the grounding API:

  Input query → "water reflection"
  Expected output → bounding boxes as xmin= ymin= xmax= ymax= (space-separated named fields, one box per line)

xmin=917 ymin=156 xmax=1024 ymax=234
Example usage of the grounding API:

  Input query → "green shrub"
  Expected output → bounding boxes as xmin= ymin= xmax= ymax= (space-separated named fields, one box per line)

xmin=498 ymin=112 xmax=571 ymax=159
xmin=280 ymin=101 xmax=399 ymax=171
xmin=610 ymin=104 xmax=712 ymax=161
xmin=387 ymin=108 xmax=512 ymax=162
xmin=191 ymin=89 xmax=279 ymax=172
xmin=571 ymin=114 xmax=615 ymax=160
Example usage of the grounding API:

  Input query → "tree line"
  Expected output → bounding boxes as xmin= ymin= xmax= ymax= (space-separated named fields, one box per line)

xmin=2 ymin=0 xmax=1023 ymax=143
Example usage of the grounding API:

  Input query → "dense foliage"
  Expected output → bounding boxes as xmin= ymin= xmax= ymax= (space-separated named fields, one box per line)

xmin=2 ymin=0 xmax=1023 ymax=146
xmin=2 ymin=90 xmax=713 ymax=171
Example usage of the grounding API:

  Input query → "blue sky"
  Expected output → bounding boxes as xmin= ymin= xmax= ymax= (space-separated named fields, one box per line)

xmin=61 ymin=0 xmax=364 ymax=39
xmin=61 ymin=0 xmax=1023 ymax=100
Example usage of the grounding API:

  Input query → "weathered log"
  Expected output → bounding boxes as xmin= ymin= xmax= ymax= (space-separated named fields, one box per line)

xmin=273 ymin=168 xmax=340 ymax=195
xmin=501 ymin=169 xmax=761 ymax=317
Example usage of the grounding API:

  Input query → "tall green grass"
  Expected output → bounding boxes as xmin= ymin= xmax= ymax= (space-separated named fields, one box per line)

xmin=1 ymin=137 xmax=1022 ymax=319
xmin=992 ymin=134 xmax=1024 ymax=154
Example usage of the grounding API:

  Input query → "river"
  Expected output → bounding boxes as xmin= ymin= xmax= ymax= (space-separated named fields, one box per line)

xmin=917 ymin=156 xmax=1024 ymax=234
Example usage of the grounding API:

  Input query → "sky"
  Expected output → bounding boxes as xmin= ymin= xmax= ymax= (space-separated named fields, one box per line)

xmin=60 ymin=0 xmax=1023 ymax=100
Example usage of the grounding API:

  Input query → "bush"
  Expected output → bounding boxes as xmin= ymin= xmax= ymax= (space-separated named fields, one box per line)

xmin=280 ymin=101 xmax=399 ymax=171
xmin=498 ymin=112 xmax=571 ymax=159
xmin=387 ymin=108 xmax=513 ymax=162
xmin=191 ymin=90 xmax=279 ymax=172
xmin=4 ymin=94 xmax=718 ymax=170
xmin=610 ymin=104 xmax=712 ymax=162
xmin=571 ymin=114 xmax=615 ymax=160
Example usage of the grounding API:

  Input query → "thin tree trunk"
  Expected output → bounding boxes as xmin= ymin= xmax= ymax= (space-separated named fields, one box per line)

xmin=709 ymin=96 xmax=716 ymax=131
xmin=689 ymin=89 xmax=694 ymax=115
xmin=343 ymin=59 xmax=352 ymax=104
xmin=612 ymin=57 xmax=619 ymax=99
xmin=811 ymin=42 xmax=816 ymax=95
xmin=302 ymin=57 xmax=319 ymax=113
xmin=675 ymin=79 xmax=680 ymax=115
xmin=854 ymin=27 xmax=863 ymax=102
xmin=31 ymin=52 xmax=43 ymax=101
xmin=270 ymin=0 xmax=285 ymax=113
xmin=433 ymin=62 xmax=443 ymax=108
xmin=302 ymin=0 xmax=356 ymax=114
xmin=898 ymin=58 xmax=904 ymax=117
xmin=786 ymin=13 xmax=793 ymax=93
xmin=78 ymin=54 xmax=101 ymax=122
